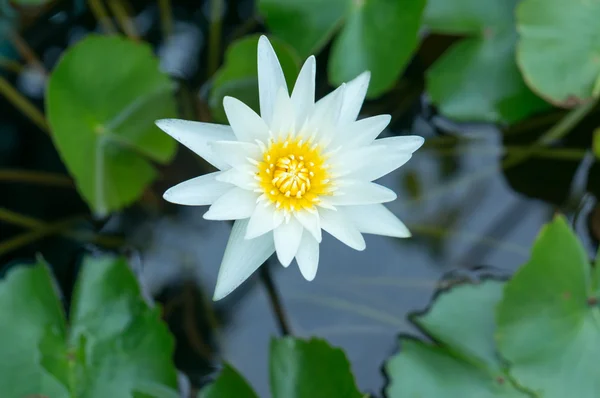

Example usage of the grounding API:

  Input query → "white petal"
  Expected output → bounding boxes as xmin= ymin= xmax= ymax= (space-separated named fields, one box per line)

xmin=203 ymin=187 xmax=257 ymax=220
xmin=294 ymin=210 xmax=322 ymax=242
xmin=223 ymin=96 xmax=270 ymax=143
xmin=258 ymin=35 xmax=287 ymax=127
xmin=295 ymin=233 xmax=319 ymax=281
xmin=339 ymin=71 xmax=370 ymax=125
xmin=342 ymin=204 xmax=411 ymax=238
xmin=332 ymin=145 xmax=411 ymax=181
xmin=155 ymin=119 xmax=235 ymax=170
xmin=270 ymin=86 xmax=296 ymax=136
xmin=373 ymin=135 xmax=425 ymax=154
xmin=331 ymin=181 xmax=397 ymax=205
xmin=336 ymin=114 xmax=391 ymax=148
xmin=291 ymin=56 xmax=316 ymax=129
xmin=211 ymin=141 xmax=261 ymax=168
xmin=274 ymin=217 xmax=303 ymax=267
xmin=213 ymin=219 xmax=275 ymax=300
xmin=318 ymin=208 xmax=365 ymax=251
xmin=215 ymin=166 xmax=256 ymax=190
xmin=306 ymin=84 xmax=345 ymax=144
xmin=246 ymin=204 xmax=284 ymax=239
xmin=163 ymin=172 xmax=230 ymax=206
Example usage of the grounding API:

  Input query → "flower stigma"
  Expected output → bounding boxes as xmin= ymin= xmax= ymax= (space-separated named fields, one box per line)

xmin=255 ymin=135 xmax=332 ymax=213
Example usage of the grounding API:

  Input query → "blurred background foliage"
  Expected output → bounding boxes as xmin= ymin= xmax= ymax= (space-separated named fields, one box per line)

xmin=0 ymin=0 xmax=599 ymax=397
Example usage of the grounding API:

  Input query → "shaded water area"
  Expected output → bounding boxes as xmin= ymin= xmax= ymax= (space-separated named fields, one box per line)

xmin=1 ymin=0 xmax=598 ymax=397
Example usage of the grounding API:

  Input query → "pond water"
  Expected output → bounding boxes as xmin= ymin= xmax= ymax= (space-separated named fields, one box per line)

xmin=0 ymin=0 xmax=597 ymax=397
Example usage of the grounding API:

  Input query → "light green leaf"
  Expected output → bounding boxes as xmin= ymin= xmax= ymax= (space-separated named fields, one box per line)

xmin=328 ymin=0 xmax=425 ymax=97
xmin=198 ymin=363 xmax=258 ymax=398
xmin=425 ymin=0 xmax=548 ymax=123
xmin=258 ymin=0 xmax=347 ymax=59
xmin=386 ymin=281 xmax=527 ymax=397
xmin=496 ymin=215 xmax=600 ymax=398
xmin=593 ymin=128 xmax=600 ymax=159
xmin=209 ymin=35 xmax=300 ymax=123
xmin=46 ymin=35 xmax=177 ymax=217
xmin=270 ymin=337 xmax=363 ymax=398
xmin=0 ymin=256 xmax=178 ymax=398
xmin=517 ymin=0 xmax=600 ymax=106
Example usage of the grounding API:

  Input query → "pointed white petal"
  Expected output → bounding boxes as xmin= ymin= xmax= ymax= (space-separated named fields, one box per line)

xmin=213 ymin=219 xmax=275 ymax=300
xmin=295 ymin=233 xmax=319 ymax=281
xmin=331 ymin=181 xmax=397 ymax=205
xmin=223 ymin=96 xmax=270 ymax=143
xmin=215 ymin=166 xmax=256 ymax=190
xmin=203 ymin=187 xmax=257 ymax=220
xmin=332 ymin=145 xmax=412 ymax=181
xmin=270 ymin=86 xmax=296 ymax=136
xmin=335 ymin=114 xmax=391 ymax=148
xmin=291 ymin=56 xmax=316 ymax=129
xmin=339 ymin=71 xmax=370 ymax=125
xmin=211 ymin=141 xmax=261 ymax=168
xmin=342 ymin=204 xmax=411 ymax=238
xmin=163 ymin=172 xmax=230 ymax=206
xmin=306 ymin=84 xmax=345 ymax=144
xmin=155 ymin=119 xmax=235 ymax=170
xmin=373 ymin=135 xmax=425 ymax=154
xmin=274 ymin=217 xmax=303 ymax=267
xmin=258 ymin=35 xmax=287 ymax=127
xmin=318 ymin=208 xmax=365 ymax=251
xmin=294 ymin=210 xmax=322 ymax=242
xmin=246 ymin=204 xmax=284 ymax=239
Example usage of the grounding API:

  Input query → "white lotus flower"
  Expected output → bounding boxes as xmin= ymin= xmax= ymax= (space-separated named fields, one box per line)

xmin=156 ymin=36 xmax=424 ymax=300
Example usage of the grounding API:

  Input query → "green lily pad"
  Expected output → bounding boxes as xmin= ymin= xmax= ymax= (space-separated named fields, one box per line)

xmin=517 ymin=0 xmax=600 ymax=106
xmin=386 ymin=280 xmax=527 ymax=397
xmin=328 ymin=0 xmax=425 ymax=97
xmin=0 ymin=255 xmax=178 ymax=398
xmin=209 ymin=35 xmax=300 ymax=123
xmin=46 ymin=35 xmax=177 ymax=217
xmin=496 ymin=215 xmax=600 ymax=398
xmin=259 ymin=0 xmax=424 ymax=98
xmin=425 ymin=0 xmax=548 ymax=123
xmin=198 ymin=364 xmax=258 ymax=398
xmin=270 ymin=337 xmax=363 ymax=398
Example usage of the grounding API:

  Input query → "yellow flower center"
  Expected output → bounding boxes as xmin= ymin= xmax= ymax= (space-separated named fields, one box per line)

xmin=257 ymin=135 xmax=331 ymax=212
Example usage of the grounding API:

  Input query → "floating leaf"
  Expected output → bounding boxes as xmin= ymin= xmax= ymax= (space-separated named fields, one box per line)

xmin=0 ymin=255 xmax=178 ymax=397
xmin=209 ymin=35 xmax=300 ymax=123
xmin=198 ymin=364 xmax=258 ymax=398
xmin=517 ymin=0 xmax=600 ymax=106
xmin=425 ymin=0 xmax=548 ymax=123
xmin=270 ymin=337 xmax=363 ymax=398
xmin=496 ymin=215 xmax=600 ymax=398
xmin=46 ymin=35 xmax=177 ymax=217
xmin=259 ymin=0 xmax=425 ymax=98
xmin=386 ymin=281 xmax=527 ymax=397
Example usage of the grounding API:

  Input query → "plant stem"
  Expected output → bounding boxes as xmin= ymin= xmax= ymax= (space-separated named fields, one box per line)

xmin=0 ymin=56 xmax=23 ymax=73
xmin=7 ymin=29 xmax=47 ymax=75
xmin=0 ymin=76 xmax=49 ymax=133
xmin=0 ymin=169 xmax=73 ymax=187
xmin=207 ymin=0 xmax=224 ymax=77
xmin=87 ymin=0 xmax=118 ymax=34
xmin=260 ymin=263 xmax=292 ymax=336
xmin=107 ymin=0 xmax=139 ymax=40
xmin=157 ymin=0 xmax=173 ymax=39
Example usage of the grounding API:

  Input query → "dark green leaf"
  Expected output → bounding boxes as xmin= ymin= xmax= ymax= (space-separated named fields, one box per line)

xmin=46 ymin=35 xmax=177 ymax=216
xmin=209 ymin=35 xmax=300 ymax=123
xmin=328 ymin=0 xmax=425 ymax=97
xmin=517 ymin=0 xmax=600 ymax=106
xmin=198 ymin=364 xmax=258 ymax=398
xmin=0 ymin=256 xmax=179 ymax=397
xmin=270 ymin=337 xmax=363 ymax=398
xmin=496 ymin=215 xmax=600 ymax=398
xmin=258 ymin=0 xmax=347 ymax=59
xmin=424 ymin=0 xmax=548 ymax=123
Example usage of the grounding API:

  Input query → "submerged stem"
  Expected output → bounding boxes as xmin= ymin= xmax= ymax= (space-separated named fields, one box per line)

xmin=107 ymin=0 xmax=139 ymax=40
xmin=0 ymin=169 xmax=73 ymax=187
xmin=0 ymin=76 xmax=49 ymax=133
xmin=207 ymin=0 xmax=224 ymax=77
xmin=260 ymin=263 xmax=293 ymax=336
xmin=157 ymin=0 xmax=173 ymax=39
xmin=87 ymin=0 xmax=118 ymax=34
